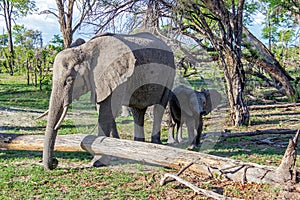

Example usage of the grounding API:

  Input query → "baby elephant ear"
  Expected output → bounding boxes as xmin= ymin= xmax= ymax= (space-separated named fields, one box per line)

xmin=208 ymin=89 xmax=222 ymax=109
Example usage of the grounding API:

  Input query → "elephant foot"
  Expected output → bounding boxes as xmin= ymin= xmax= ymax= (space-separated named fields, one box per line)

xmin=167 ymin=137 xmax=177 ymax=144
xmin=91 ymin=155 xmax=111 ymax=167
xmin=177 ymin=138 xmax=185 ymax=144
xmin=134 ymin=137 xmax=145 ymax=142
xmin=151 ymin=136 xmax=162 ymax=144
xmin=51 ymin=157 xmax=59 ymax=169
xmin=187 ymin=144 xmax=196 ymax=151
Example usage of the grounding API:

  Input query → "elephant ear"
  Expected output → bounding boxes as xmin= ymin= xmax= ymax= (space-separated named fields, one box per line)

xmin=204 ymin=89 xmax=222 ymax=114
xmin=209 ymin=89 xmax=222 ymax=109
xmin=173 ymin=85 xmax=195 ymax=117
xmin=91 ymin=36 xmax=136 ymax=102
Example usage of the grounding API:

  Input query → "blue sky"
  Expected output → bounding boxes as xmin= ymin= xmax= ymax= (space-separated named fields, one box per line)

xmin=0 ymin=1 xmax=265 ymax=46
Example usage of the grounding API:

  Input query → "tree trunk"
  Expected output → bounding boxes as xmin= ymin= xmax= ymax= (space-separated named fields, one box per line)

xmin=223 ymin=52 xmax=250 ymax=126
xmin=34 ymin=59 xmax=37 ymax=87
xmin=198 ymin=0 xmax=295 ymax=98
xmin=26 ymin=59 xmax=30 ymax=86
xmin=3 ymin=0 xmax=14 ymax=75
xmin=242 ymin=28 xmax=295 ymax=97
xmin=0 ymin=133 xmax=298 ymax=184
xmin=56 ymin=0 xmax=75 ymax=48
xmin=38 ymin=60 xmax=42 ymax=92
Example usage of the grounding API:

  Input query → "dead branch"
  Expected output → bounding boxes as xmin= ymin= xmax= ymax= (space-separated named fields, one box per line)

xmin=249 ymin=103 xmax=300 ymax=110
xmin=160 ymin=162 xmax=194 ymax=185
xmin=275 ymin=130 xmax=299 ymax=183
xmin=203 ymin=129 xmax=298 ymax=140
xmin=160 ymin=173 xmax=242 ymax=200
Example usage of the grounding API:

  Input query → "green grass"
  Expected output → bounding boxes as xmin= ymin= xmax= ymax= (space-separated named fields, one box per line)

xmin=0 ymin=74 xmax=51 ymax=110
xmin=1 ymin=73 xmax=300 ymax=198
xmin=0 ymin=150 xmax=190 ymax=199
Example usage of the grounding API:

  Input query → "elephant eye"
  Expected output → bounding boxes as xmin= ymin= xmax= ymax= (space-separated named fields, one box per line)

xmin=66 ymin=76 xmax=74 ymax=85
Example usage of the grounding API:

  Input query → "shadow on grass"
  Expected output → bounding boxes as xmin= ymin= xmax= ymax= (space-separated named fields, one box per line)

xmin=0 ymin=106 xmax=45 ymax=114
xmin=0 ymin=125 xmax=45 ymax=132
xmin=197 ymin=133 xmax=297 ymax=160
xmin=253 ymin=112 xmax=300 ymax=118
xmin=0 ymin=83 xmax=50 ymax=110
xmin=0 ymin=150 xmax=93 ymax=162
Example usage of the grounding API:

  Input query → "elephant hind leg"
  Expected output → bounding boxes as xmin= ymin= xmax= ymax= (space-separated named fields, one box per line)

xmin=177 ymin=121 xmax=183 ymax=143
xmin=167 ymin=111 xmax=176 ymax=144
xmin=151 ymin=104 xmax=165 ymax=144
xmin=186 ymin=119 xmax=197 ymax=150
xmin=131 ymin=107 xmax=147 ymax=142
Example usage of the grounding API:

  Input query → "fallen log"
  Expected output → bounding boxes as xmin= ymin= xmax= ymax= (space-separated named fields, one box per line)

xmin=249 ymin=103 xmax=300 ymax=110
xmin=160 ymin=173 xmax=242 ymax=200
xmin=203 ymin=129 xmax=298 ymax=140
xmin=0 ymin=133 xmax=298 ymax=185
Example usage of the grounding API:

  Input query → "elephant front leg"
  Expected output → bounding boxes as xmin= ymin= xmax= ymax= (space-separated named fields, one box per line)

xmin=131 ymin=107 xmax=147 ymax=142
xmin=151 ymin=104 xmax=165 ymax=144
xmin=186 ymin=119 xmax=197 ymax=150
xmin=97 ymin=97 xmax=120 ymax=138
xmin=195 ymin=115 xmax=203 ymax=147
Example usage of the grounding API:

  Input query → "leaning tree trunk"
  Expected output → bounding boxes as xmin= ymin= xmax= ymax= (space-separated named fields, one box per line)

xmin=242 ymin=27 xmax=295 ymax=97
xmin=199 ymin=0 xmax=295 ymax=98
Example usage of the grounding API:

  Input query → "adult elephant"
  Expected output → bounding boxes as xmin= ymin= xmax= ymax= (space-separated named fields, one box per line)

xmin=43 ymin=32 xmax=175 ymax=170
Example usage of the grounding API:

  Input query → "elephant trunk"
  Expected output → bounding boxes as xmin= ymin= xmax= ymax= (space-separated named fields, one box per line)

xmin=43 ymin=89 xmax=67 ymax=170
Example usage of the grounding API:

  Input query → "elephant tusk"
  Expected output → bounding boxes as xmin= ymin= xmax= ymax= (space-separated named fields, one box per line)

xmin=54 ymin=106 xmax=68 ymax=131
xmin=35 ymin=110 xmax=49 ymax=120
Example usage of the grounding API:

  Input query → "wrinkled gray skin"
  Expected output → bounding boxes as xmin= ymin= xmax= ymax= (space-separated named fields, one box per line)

xmin=168 ymin=85 xmax=222 ymax=149
xmin=43 ymin=32 xmax=175 ymax=170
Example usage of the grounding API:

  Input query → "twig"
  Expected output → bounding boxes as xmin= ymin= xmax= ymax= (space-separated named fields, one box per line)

xmin=242 ymin=166 xmax=253 ymax=184
xmin=160 ymin=173 xmax=243 ymax=200
xmin=177 ymin=162 xmax=194 ymax=176
xmin=160 ymin=162 xmax=194 ymax=185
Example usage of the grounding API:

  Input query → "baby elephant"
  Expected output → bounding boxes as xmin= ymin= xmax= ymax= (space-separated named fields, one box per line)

xmin=168 ymin=85 xmax=222 ymax=149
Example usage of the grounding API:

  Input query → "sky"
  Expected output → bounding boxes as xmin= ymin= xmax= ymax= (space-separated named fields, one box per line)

xmin=0 ymin=0 xmax=60 ymax=45
xmin=0 ymin=1 xmax=265 ymax=46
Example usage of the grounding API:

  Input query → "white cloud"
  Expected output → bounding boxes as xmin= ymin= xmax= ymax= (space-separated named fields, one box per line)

xmin=253 ymin=12 xmax=265 ymax=25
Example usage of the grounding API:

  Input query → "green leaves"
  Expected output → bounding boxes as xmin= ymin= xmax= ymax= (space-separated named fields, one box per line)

xmin=10 ymin=0 xmax=37 ymax=18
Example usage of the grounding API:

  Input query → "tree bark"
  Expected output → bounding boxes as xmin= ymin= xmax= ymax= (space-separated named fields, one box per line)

xmin=55 ymin=0 xmax=74 ymax=48
xmin=223 ymin=51 xmax=250 ymax=126
xmin=184 ymin=0 xmax=295 ymax=98
xmin=3 ymin=0 xmax=14 ymax=75
xmin=242 ymin=28 xmax=295 ymax=97
xmin=0 ymin=133 xmax=298 ymax=184
xmin=53 ymin=0 xmax=97 ymax=48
